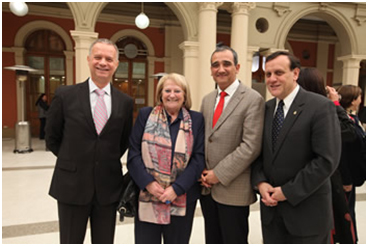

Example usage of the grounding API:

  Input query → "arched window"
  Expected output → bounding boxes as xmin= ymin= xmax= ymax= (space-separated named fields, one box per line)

xmin=115 ymin=37 xmax=148 ymax=119
xmin=25 ymin=30 xmax=66 ymax=136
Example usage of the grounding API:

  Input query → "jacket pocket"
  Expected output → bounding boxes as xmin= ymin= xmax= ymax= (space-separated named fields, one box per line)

xmin=56 ymin=159 xmax=77 ymax=172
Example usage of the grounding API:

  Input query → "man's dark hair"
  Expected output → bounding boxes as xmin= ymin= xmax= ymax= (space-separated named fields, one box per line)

xmin=266 ymin=51 xmax=301 ymax=71
xmin=210 ymin=45 xmax=238 ymax=66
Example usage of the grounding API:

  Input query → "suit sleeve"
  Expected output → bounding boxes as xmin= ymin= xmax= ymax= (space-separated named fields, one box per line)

xmin=282 ymin=100 xmax=341 ymax=206
xmin=120 ymin=96 xmax=134 ymax=156
xmin=45 ymin=86 xmax=65 ymax=156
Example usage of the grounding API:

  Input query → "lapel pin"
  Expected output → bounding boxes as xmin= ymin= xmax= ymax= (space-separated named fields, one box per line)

xmin=293 ymin=111 xmax=297 ymax=115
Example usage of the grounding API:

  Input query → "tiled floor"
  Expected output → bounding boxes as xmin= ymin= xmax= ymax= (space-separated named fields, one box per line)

xmin=2 ymin=138 xmax=366 ymax=244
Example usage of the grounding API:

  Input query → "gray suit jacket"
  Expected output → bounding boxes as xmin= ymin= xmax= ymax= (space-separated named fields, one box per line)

xmin=200 ymin=82 xmax=265 ymax=206
xmin=252 ymin=87 xmax=341 ymax=237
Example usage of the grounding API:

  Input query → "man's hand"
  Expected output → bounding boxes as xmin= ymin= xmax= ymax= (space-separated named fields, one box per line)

xmin=258 ymin=182 xmax=278 ymax=207
xmin=201 ymin=169 xmax=220 ymax=186
xmin=270 ymin=186 xmax=286 ymax=202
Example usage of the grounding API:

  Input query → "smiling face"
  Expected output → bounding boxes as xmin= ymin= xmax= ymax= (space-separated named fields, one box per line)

xmin=161 ymin=79 xmax=185 ymax=115
xmin=210 ymin=50 xmax=240 ymax=91
xmin=87 ymin=42 xmax=118 ymax=88
xmin=265 ymin=55 xmax=300 ymax=100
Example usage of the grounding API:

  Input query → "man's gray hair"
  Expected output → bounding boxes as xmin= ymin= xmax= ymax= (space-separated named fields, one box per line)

xmin=89 ymin=38 xmax=119 ymax=61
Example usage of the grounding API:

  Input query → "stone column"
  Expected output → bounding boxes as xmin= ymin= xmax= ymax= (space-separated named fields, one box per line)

xmin=198 ymin=2 xmax=223 ymax=98
xmin=179 ymin=41 xmax=200 ymax=110
xmin=337 ymin=55 xmax=363 ymax=86
xmin=230 ymin=2 xmax=256 ymax=87
xmin=63 ymin=51 xmax=74 ymax=86
xmin=70 ymin=30 xmax=98 ymax=83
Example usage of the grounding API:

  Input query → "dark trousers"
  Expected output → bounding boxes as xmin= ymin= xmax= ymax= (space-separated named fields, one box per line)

xmin=134 ymin=201 xmax=197 ymax=244
xmin=57 ymin=199 xmax=118 ymax=244
xmin=200 ymin=194 xmax=250 ymax=244
xmin=346 ymin=185 xmax=358 ymax=243
xmin=262 ymin=209 xmax=330 ymax=244
xmin=39 ymin=118 xmax=46 ymax=140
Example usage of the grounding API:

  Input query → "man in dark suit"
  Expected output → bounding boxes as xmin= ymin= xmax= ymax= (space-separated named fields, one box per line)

xmin=46 ymin=38 xmax=133 ymax=243
xmin=252 ymin=51 xmax=341 ymax=243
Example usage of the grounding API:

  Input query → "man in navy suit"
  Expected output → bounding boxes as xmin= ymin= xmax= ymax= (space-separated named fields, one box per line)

xmin=252 ymin=51 xmax=341 ymax=243
xmin=46 ymin=39 xmax=133 ymax=243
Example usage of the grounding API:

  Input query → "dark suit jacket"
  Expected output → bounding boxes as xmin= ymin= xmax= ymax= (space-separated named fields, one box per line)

xmin=46 ymin=79 xmax=133 ymax=206
xmin=127 ymin=107 xmax=205 ymax=204
xmin=252 ymin=87 xmax=341 ymax=237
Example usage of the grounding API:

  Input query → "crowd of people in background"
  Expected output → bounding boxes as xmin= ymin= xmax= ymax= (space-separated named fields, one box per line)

xmin=44 ymin=38 xmax=365 ymax=244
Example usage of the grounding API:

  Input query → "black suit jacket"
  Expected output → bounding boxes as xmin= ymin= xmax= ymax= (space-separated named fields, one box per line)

xmin=252 ymin=87 xmax=341 ymax=237
xmin=46 ymin=80 xmax=133 ymax=206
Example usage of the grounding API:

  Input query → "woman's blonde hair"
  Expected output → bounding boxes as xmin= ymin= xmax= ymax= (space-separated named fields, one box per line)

xmin=155 ymin=73 xmax=192 ymax=110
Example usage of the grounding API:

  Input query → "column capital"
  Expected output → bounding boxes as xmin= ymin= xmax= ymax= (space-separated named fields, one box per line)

xmin=179 ymin=41 xmax=199 ymax=58
xmin=70 ymin=30 xmax=98 ymax=45
xmin=198 ymin=2 xmax=223 ymax=12
xmin=231 ymin=2 xmax=256 ymax=15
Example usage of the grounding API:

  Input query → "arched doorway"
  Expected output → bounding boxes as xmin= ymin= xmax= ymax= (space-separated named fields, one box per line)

xmin=25 ymin=30 xmax=66 ymax=137
xmin=114 ymin=36 xmax=148 ymax=119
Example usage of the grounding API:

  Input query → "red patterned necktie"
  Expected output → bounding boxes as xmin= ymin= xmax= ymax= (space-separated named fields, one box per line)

xmin=213 ymin=91 xmax=227 ymax=128
xmin=93 ymin=89 xmax=108 ymax=134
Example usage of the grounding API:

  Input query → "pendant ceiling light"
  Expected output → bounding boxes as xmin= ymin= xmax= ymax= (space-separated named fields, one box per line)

xmin=135 ymin=3 xmax=150 ymax=29
xmin=9 ymin=2 xmax=29 ymax=17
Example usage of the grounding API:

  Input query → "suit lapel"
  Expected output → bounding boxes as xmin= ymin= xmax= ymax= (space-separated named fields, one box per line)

xmin=272 ymin=88 xmax=305 ymax=158
xmin=100 ymin=84 xmax=119 ymax=135
xmin=79 ymin=80 xmax=97 ymax=134
xmin=212 ymin=84 xmax=245 ymax=132
xmin=265 ymin=99 xmax=276 ymax=153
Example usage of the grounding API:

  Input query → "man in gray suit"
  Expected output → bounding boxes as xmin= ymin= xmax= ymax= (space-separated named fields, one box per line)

xmin=252 ymin=51 xmax=341 ymax=243
xmin=200 ymin=45 xmax=264 ymax=243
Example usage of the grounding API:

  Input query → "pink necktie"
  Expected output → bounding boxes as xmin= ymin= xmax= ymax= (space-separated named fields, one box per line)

xmin=93 ymin=89 xmax=108 ymax=134
xmin=213 ymin=91 xmax=227 ymax=128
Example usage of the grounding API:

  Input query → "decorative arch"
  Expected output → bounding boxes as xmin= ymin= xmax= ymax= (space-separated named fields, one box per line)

xmin=166 ymin=2 xmax=199 ymax=41
xmin=14 ymin=20 xmax=73 ymax=51
xmin=275 ymin=5 xmax=356 ymax=56
xmin=67 ymin=2 xmax=107 ymax=32
xmin=110 ymin=29 xmax=155 ymax=57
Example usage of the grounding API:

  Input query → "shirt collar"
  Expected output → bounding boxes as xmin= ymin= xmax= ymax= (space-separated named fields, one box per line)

xmin=276 ymin=84 xmax=300 ymax=111
xmin=88 ymin=78 xmax=111 ymax=96
xmin=165 ymin=108 xmax=183 ymax=124
xmin=217 ymin=79 xmax=240 ymax=97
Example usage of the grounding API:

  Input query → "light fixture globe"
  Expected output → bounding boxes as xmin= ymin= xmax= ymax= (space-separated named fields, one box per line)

xmin=135 ymin=13 xmax=150 ymax=29
xmin=9 ymin=2 xmax=29 ymax=17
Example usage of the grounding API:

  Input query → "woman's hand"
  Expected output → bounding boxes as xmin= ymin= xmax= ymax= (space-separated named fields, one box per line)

xmin=146 ymin=181 xmax=164 ymax=199
xmin=159 ymin=186 xmax=178 ymax=204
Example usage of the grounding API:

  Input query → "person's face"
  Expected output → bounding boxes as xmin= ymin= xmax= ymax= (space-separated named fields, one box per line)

xmin=42 ymin=95 xmax=47 ymax=101
xmin=87 ymin=42 xmax=118 ymax=86
xmin=210 ymin=50 xmax=240 ymax=91
xmin=161 ymin=79 xmax=185 ymax=114
xmin=265 ymin=55 xmax=299 ymax=100
xmin=351 ymin=94 xmax=362 ymax=111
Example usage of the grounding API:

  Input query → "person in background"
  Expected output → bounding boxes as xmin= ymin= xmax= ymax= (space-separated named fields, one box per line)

xmin=252 ymin=51 xmax=341 ymax=243
xmin=46 ymin=38 xmax=133 ymax=243
xmin=200 ymin=45 xmax=264 ymax=244
xmin=127 ymin=73 xmax=205 ymax=244
xmin=337 ymin=84 xmax=366 ymax=244
xmin=35 ymin=93 xmax=49 ymax=140
xmin=298 ymin=67 xmax=357 ymax=243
